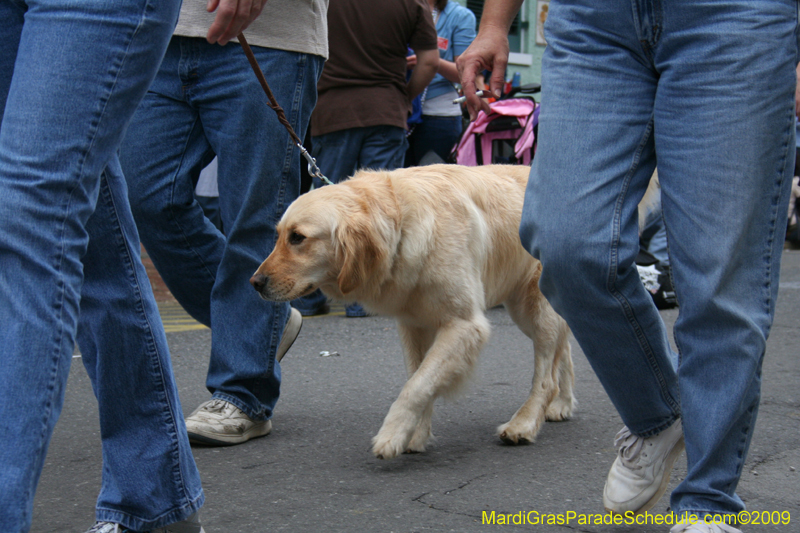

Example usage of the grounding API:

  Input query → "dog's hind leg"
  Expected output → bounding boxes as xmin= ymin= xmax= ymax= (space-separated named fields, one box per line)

xmin=499 ymin=286 xmax=574 ymax=444
xmin=372 ymin=314 xmax=490 ymax=459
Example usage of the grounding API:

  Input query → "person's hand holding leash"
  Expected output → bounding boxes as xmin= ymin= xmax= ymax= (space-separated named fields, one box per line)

xmin=206 ymin=0 xmax=269 ymax=45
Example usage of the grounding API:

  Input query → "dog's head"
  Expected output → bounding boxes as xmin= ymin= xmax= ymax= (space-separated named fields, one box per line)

xmin=251 ymin=173 xmax=401 ymax=302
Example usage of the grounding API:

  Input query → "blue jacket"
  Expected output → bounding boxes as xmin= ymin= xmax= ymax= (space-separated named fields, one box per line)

xmin=425 ymin=1 xmax=477 ymax=101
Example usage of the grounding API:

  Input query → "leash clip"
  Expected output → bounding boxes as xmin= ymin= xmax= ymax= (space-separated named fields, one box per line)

xmin=298 ymin=143 xmax=333 ymax=186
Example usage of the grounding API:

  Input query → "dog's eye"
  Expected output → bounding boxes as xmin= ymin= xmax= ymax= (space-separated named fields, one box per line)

xmin=288 ymin=231 xmax=306 ymax=245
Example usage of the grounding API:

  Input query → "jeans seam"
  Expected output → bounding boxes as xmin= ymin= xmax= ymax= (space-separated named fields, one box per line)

xmin=269 ymin=52 xmax=306 ymax=231
xmin=34 ymin=174 xmax=75 ymax=527
xmin=101 ymin=171 xmax=193 ymax=503
xmin=33 ymin=262 xmax=66 ymax=529
xmin=726 ymin=400 xmax=757 ymax=496
xmin=761 ymin=97 xmax=795 ymax=330
xmin=607 ymin=115 xmax=680 ymax=417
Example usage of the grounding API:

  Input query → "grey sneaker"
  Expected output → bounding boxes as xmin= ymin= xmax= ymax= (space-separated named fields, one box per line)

xmin=603 ymin=418 xmax=685 ymax=514
xmin=277 ymin=307 xmax=302 ymax=362
xmin=185 ymin=399 xmax=272 ymax=445
xmin=85 ymin=512 xmax=205 ymax=533
xmin=670 ymin=521 xmax=741 ymax=533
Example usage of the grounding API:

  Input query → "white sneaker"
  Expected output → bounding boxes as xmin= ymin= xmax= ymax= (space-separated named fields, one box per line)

xmin=603 ymin=418 xmax=685 ymax=514
xmin=277 ymin=307 xmax=302 ymax=362
xmin=185 ymin=399 xmax=271 ymax=446
xmin=670 ymin=520 xmax=741 ymax=533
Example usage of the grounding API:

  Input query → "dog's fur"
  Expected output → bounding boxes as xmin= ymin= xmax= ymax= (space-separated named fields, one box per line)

xmin=251 ymin=164 xmax=575 ymax=459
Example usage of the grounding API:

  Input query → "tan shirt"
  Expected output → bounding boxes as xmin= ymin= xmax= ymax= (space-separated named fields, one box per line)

xmin=174 ymin=0 xmax=329 ymax=59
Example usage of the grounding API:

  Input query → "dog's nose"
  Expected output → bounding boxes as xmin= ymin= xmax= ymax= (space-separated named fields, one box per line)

xmin=250 ymin=273 xmax=267 ymax=293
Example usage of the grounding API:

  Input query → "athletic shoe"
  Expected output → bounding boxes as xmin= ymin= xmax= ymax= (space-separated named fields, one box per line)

xmin=670 ymin=520 xmax=741 ymax=533
xmin=85 ymin=512 xmax=205 ymax=533
xmin=277 ymin=307 xmax=302 ymax=362
xmin=603 ymin=418 xmax=685 ymax=514
xmin=185 ymin=399 xmax=271 ymax=446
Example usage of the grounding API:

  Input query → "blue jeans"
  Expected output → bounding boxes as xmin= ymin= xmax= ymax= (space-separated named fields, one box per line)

xmin=296 ymin=125 xmax=408 ymax=315
xmin=119 ymin=38 xmax=324 ymax=421
xmin=311 ymin=125 xmax=409 ymax=186
xmin=0 ymin=0 xmax=202 ymax=531
xmin=406 ymin=115 xmax=463 ymax=166
xmin=520 ymin=0 xmax=797 ymax=518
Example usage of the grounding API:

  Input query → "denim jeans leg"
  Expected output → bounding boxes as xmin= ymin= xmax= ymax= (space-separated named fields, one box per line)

xmin=0 ymin=0 xmax=196 ymax=530
xmin=651 ymin=0 xmax=798 ymax=515
xmin=207 ymin=48 xmax=322 ymax=418
xmin=520 ymin=0 xmax=680 ymax=438
xmin=123 ymin=41 xmax=324 ymax=420
xmin=77 ymin=161 xmax=203 ymax=528
xmin=311 ymin=128 xmax=362 ymax=185
xmin=359 ymin=125 xmax=409 ymax=171
xmin=522 ymin=0 xmax=798 ymax=517
xmin=312 ymin=126 xmax=409 ymax=181
xmin=408 ymin=115 xmax=462 ymax=165
xmin=196 ymin=195 xmax=223 ymax=233
xmin=120 ymin=39 xmax=222 ymax=329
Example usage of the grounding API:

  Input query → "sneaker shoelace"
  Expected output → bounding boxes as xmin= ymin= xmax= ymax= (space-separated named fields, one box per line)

xmin=203 ymin=399 xmax=232 ymax=414
xmin=614 ymin=426 xmax=647 ymax=469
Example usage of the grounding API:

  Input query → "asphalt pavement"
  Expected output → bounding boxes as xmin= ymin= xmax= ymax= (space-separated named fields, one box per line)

xmin=31 ymin=249 xmax=800 ymax=533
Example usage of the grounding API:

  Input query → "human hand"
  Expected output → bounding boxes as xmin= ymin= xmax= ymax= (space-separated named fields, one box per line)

xmin=456 ymin=26 xmax=509 ymax=120
xmin=206 ymin=0 xmax=268 ymax=45
xmin=407 ymin=54 xmax=418 ymax=70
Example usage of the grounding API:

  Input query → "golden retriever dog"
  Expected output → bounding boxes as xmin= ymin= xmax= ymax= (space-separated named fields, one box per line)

xmin=251 ymin=164 xmax=575 ymax=460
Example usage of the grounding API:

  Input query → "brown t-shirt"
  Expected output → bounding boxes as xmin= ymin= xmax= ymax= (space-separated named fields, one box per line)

xmin=311 ymin=0 xmax=438 ymax=136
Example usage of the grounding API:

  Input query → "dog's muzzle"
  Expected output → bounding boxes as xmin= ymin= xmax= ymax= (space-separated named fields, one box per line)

xmin=250 ymin=273 xmax=269 ymax=296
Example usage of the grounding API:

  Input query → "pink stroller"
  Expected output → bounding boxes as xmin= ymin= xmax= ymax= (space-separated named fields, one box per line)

xmin=452 ymin=84 xmax=540 ymax=166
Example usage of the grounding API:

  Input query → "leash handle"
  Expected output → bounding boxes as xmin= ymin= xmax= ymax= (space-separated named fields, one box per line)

xmin=238 ymin=33 xmax=333 ymax=186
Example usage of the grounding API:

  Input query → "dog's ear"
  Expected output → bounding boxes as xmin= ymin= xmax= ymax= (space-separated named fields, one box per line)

xmin=336 ymin=215 xmax=384 ymax=295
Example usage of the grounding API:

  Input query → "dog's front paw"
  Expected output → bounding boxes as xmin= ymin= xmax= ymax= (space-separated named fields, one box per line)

xmin=372 ymin=430 xmax=411 ymax=460
xmin=545 ymin=396 xmax=575 ymax=422
xmin=371 ymin=401 xmax=422 ymax=459
xmin=496 ymin=420 xmax=538 ymax=445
